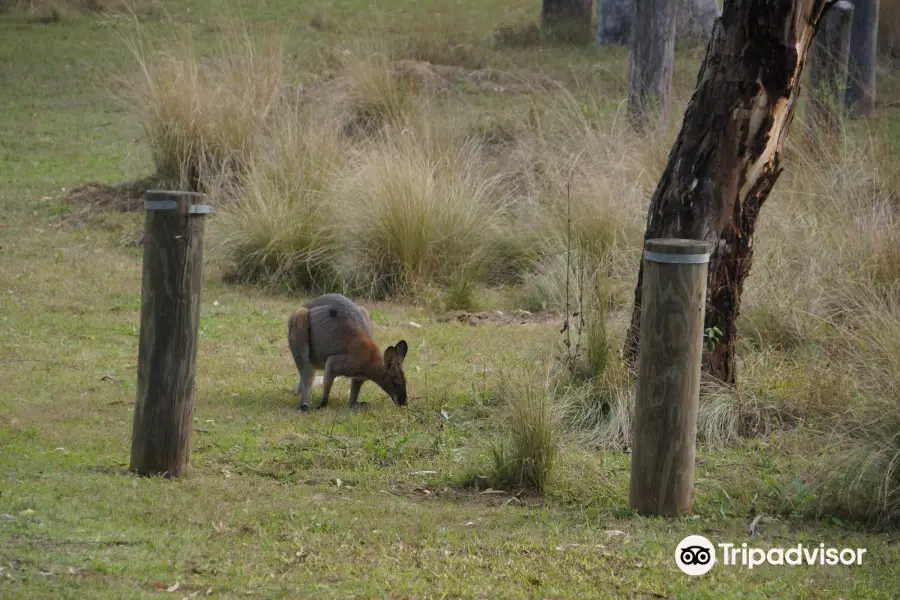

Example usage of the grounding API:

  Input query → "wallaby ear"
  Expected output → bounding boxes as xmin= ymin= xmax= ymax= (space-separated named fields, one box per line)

xmin=396 ymin=340 xmax=408 ymax=360
xmin=383 ymin=345 xmax=398 ymax=365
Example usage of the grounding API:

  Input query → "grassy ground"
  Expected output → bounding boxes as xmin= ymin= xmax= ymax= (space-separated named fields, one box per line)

xmin=3 ymin=1 xmax=900 ymax=598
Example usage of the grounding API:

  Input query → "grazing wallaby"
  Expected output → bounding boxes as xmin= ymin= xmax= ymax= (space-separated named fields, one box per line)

xmin=287 ymin=293 xmax=409 ymax=411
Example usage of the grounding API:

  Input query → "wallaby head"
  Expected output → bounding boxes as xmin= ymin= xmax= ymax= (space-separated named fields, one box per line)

xmin=379 ymin=340 xmax=409 ymax=406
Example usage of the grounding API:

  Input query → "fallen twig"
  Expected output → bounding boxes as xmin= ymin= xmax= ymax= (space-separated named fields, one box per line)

xmin=748 ymin=513 xmax=765 ymax=537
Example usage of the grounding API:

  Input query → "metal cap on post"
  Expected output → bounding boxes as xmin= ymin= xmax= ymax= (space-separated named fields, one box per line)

xmin=642 ymin=239 xmax=710 ymax=264
xmin=130 ymin=190 xmax=211 ymax=478
xmin=629 ymin=238 xmax=710 ymax=518
xmin=143 ymin=189 xmax=210 ymax=214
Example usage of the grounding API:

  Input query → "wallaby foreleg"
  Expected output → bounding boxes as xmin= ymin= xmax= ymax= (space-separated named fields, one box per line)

xmin=348 ymin=378 xmax=367 ymax=410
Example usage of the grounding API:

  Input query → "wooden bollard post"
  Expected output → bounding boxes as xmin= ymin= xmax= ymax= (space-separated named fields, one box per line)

xmin=130 ymin=190 xmax=210 ymax=477
xmin=808 ymin=1 xmax=854 ymax=133
xmin=629 ymin=238 xmax=709 ymax=518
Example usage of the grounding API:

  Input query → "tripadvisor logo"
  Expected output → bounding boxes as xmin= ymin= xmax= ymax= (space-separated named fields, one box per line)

xmin=675 ymin=535 xmax=868 ymax=576
xmin=675 ymin=535 xmax=716 ymax=576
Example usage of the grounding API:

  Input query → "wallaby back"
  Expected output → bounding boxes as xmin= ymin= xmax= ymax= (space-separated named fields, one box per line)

xmin=302 ymin=293 xmax=376 ymax=367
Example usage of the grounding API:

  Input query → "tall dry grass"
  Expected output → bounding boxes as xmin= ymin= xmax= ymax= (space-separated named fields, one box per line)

xmin=210 ymin=107 xmax=345 ymax=290
xmin=123 ymin=21 xmax=284 ymax=191
xmin=488 ymin=372 xmax=562 ymax=492
xmin=335 ymin=132 xmax=510 ymax=298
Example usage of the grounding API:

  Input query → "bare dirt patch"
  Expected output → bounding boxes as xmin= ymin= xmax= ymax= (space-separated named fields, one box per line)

xmin=436 ymin=309 xmax=559 ymax=327
xmin=60 ymin=176 xmax=160 ymax=220
xmin=392 ymin=59 xmax=553 ymax=95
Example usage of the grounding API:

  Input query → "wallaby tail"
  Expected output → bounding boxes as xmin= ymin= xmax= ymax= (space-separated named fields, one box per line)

xmin=287 ymin=307 xmax=310 ymax=370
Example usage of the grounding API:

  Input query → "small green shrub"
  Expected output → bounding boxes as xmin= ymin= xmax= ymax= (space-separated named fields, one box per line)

xmin=443 ymin=267 xmax=478 ymax=311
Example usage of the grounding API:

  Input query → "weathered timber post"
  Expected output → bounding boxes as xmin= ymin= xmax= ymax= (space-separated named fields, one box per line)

xmin=808 ymin=1 xmax=855 ymax=134
xmin=629 ymin=239 xmax=709 ymax=518
xmin=130 ymin=190 xmax=210 ymax=477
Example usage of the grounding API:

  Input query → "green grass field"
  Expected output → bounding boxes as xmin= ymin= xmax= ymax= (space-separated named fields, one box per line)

xmin=3 ymin=1 xmax=900 ymax=598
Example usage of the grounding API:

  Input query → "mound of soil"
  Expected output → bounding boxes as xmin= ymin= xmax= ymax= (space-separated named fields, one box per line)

xmin=62 ymin=176 xmax=160 ymax=216
xmin=437 ymin=309 xmax=558 ymax=326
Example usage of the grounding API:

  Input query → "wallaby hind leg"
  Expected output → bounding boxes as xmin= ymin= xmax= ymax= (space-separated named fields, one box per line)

xmin=298 ymin=365 xmax=314 ymax=411
xmin=316 ymin=356 xmax=338 ymax=410
xmin=287 ymin=307 xmax=314 ymax=411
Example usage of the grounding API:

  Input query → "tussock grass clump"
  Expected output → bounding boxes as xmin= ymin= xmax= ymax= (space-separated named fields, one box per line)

xmin=510 ymin=98 xmax=649 ymax=313
xmin=488 ymin=374 xmax=561 ymax=492
xmin=398 ymin=27 xmax=488 ymax=70
xmin=550 ymin=287 xmax=636 ymax=450
xmin=326 ymin=52 xmax=421 ymax=138
xmin=336 ymin=134 xmax=509 ymax=298
xmin=808 ymin=287 xmax=900 ymax=526
xmin=554 ymin=360 xmax=634 ymax=451
xmin=125 ymin=25 xmax=284 ymax=190
xmin=210 ymin=109 xmax=345 ymax=290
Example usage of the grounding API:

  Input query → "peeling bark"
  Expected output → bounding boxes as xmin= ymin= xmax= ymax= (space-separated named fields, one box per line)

xmin=622 ymin=0 xmax=836 ymax=386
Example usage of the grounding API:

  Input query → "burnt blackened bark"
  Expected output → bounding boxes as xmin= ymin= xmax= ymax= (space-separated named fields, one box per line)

xmin=623 ymin=0 xmax=836 ymax=385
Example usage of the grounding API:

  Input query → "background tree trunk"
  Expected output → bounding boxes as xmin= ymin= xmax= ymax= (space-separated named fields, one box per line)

xmin=678 ymin=0 xmax=720 ymax=40
xmin=845 ymin=0 xmax=879 ymax=117
xmin=627 ymin=0 xmax=676 ymax=130
xmin=542 ymin=0 xmax=594 ymax=42
xmin=596 ymin=0 xmax=720 ymax=46
xmin=878 ymin=0 xmax=900 ymax=58
xmin=596 ymin=0 xmax=632 ymax=45
xmin=622 ymin=0 xmax=836 ymax=386
xmin=808 ymin=1 xmax=854 ymax=134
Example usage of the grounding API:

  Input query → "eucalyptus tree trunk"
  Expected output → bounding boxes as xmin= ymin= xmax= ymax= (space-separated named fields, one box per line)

xmin=627 ymin=0 xmax=676 ymax=131
xmin=622 ymin=0 xmax=837 ymax=386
